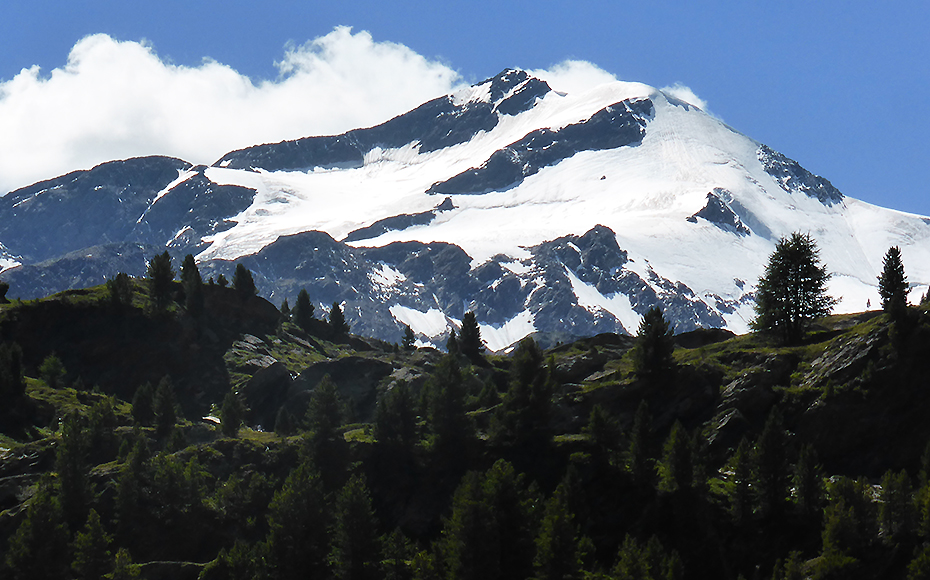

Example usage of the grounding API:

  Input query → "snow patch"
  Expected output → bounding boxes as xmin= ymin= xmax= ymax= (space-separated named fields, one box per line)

xmin=370 ymin=264 xmax=406 ymax=288
xmin=565 ymin=267 xmax=641 ymax=334
xmin=389 ymin=305 xmax=449 ymax=337
xmin=479 ymin=310 xmax=537 ymax=352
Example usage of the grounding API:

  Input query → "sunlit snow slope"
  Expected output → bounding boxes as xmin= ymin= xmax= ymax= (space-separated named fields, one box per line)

xmin=2 ymin=69 xmax=928 ymax=349
xmin=189 ymin=69 xmax=930 ymax=344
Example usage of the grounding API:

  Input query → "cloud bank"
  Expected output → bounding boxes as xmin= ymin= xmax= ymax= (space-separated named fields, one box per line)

xmin=0 ymin=27 xmax=678 ymax=195
xmin=660 ymin=82 xmax=709 ymax=112
xmin=0 ymin=27 xmax=463 ymax=194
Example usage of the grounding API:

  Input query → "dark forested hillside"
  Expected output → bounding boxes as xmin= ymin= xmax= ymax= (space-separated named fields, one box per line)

xmin=3 ymin=273 xmax=930 ymax=580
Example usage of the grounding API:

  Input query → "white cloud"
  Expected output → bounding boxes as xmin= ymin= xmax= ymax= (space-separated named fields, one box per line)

xmin=0 ymin=27 xmax=464 ymax=195
xmin=528 ymin=60 xmax=618 ymax=95
xmin=660 ymin=82 xmax=709 ymax=112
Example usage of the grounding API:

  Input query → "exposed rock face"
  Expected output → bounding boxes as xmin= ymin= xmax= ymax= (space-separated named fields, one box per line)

xmin=758 ymin=144 xmax=843 ymax=204
xmin=687 ymin=190 xmax=751 ymax=236
xmin=0 ymin=158 xmax=255 ymax=264
xmin=216 ymin=69 xmax=553 ymax=172
xmin=429 ymin=99 xmax=653 ymax=195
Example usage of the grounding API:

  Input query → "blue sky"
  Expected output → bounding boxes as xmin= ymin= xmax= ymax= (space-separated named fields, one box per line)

xmin=1 ymin=1 xmax=928 ymax=215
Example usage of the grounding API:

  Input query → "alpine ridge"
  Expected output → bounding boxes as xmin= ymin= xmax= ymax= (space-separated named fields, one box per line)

xmin=1 ymin=68 xmax=929 ymax=350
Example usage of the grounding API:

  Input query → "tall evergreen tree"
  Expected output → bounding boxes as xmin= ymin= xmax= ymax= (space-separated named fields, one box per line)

xmin=632 ymin=306 xmax=676 ymax=384
xmin=106 ymin=272 xmax=133 ymax=306
xmin=425 ymin=354 xmax=472 ymax=457
xmin=729 ymin=437 xmax=754 ymax=526
xmin=153 ymin=376 xmax=178 ymax=438
xmin=402 ymin=325 xmax=416 ymax=351
xmin=0 ymin=279 xmax=9 ymax=303
xmin=658 ymin=421 xmax=692 ymax=493
xmin=56 ymin=411 xmax=90 ymax=527
xmin=5 ymin=475 xmax=70 ymax=580
xmin=374 ymin=381 xmax=417 ymax=449
xmin=330 ymin=475 xmax=380 ymax=580
xmin=459 ymin=311 xmax=484 ymax=360
xmin=330 ymin=301 xmax=350 ymax=336
xmin=753 ymin=407 xmax=790 ymax=517
xmin=293 ymin=289 xmax=315 ymax=332
xmin=146 ymin=251 xmax=175 ymax=312
xmin=442 ymin=471 xmax=497 ymax=580
xmin=280 ymin=298 xmax=290 ymax=319
xmin=879 ymin=469 xmax=916 ymax=544
xmin=794 ymin=443 xmax=825 ymax=517
xmin=232 ymin=263 xmax=257 ymax=299
xmin=533 ymin=482 xmax=582 ymax=580
xmin=305 ymin=375 xmax=347 ymax=489
xmin=220 ymin=389 xmax=244 ymax=437
xmin=878 ymin=245 xmax=908 ymax=317
xmin=180 ymin=254 xmax=204 ymax=315
xmin=109 ymin=548 xmax=141 ymax=580
xmin=264 ymin=462 xmax=330 ymax=580
xmin=131 ymin=382 xmax=155 ymax=426
xmin=752 ymin=232 xmax=836 ymax=344
xmin=39 ymin=353 xmax=66 ymax=389
xmin=71 ymin=508 xmax=112 ymax=580
xmin=492 ymin=338 xmax=553 ymax=446
xmin=628 ymin=400 xmax=653 ymax=484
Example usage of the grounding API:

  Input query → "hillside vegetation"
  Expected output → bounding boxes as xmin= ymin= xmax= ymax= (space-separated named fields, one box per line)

xmin=2 ymin=275 xmax=930 ymax=580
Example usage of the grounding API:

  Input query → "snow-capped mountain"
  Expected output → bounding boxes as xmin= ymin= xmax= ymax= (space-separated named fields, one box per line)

xmin=2 ymin=69 xmax=929 ymax=350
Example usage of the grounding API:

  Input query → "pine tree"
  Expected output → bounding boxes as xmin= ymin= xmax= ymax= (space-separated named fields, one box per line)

xmin=146 ymin=250 xmax=175 ymax=312
xmin=153 ymin=376 xmax=178 ymax=438
xmin=402 ymin=325 xmax=416 ymax=351
xmin=330 ymin=475 xmax=380 ymax=580
xmin=220 ymin=389 xmax=244 ymax=437
xmin=879 ymin=469 xmax=916 ymax=544
xmin=374 ymin=381 xmax=417 ymax=449
xmin=109 ymin=548 xmax=141 ymax=580
xmin=180 ymin=254 xmax=204 ymax=315
xmin=583 ymin=403 xmax=619 ymax=465
xmin=878 ymin=245 xmax=908 ymax=318
xmin=5 ymin=475 xmax=70 ymax=580
xmin=730 ymin=437 xmax=754 ymax=526
xmin=425 ymin=354 xmax=472 ymax=457
xmin=446 ymin=328 xmax=459 ymax=355
xmin=330 ymin=301 xmax=350 ymax=336
xmin=305 ymin=375 xmax=347 ymax=490
xmin=632 ymin=306 xmax=676 ymax=384
xmin=217 ymin=273 xmax=228 ymax=287
xmin=233 ymin=263 xmax=257 ymax=299
xmin=39 ymin=353 xmax=66 ymax=389
xmin=293 ymin=289 xmax=315 ymax=332
xmin=130 ymin=382 xmax=154 ymax=426
xmin=658 ymin=421 xmax=692 ymax=493
xmin=442 ymin=471 xmax=497 ymax=580
xmin=533 ymin=482 xmax=582 ymax=580
xmin=794 ymin=443 xmax=825 ymax=517
xmin=264 ymin=462 xmax=330 ymax=580
xmin=280 ymin=298 xmax=290 ymax=319
xmin=753 ymin=407 xmax=789 ymax=517
xmin=72 ymin=509 xmax=112 ymax=580
xmin=492 ymin=338 xmax=553 ymax=446
xmin=106 ymin=272 xmax=133 ymax=306
xmin=0 ymin=279 xmax=9 ymax=303
xmin=459 ymin=311 xmax=484 ymax=360
xmin=752 ymin=232 xmax=836 ymax=344
xmin=628 ymin=400 xmax=653 ymax=484
xmin=56 ymin=411 xmax=90 ymax=527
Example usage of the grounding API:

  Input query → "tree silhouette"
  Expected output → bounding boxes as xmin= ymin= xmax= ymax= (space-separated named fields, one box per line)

xmin=752 ymin=232 xmax=836 ymax=344
xmin=878 ymin=245 xmax=908 ymax=318
xmin=632 ymin=306 xmax=675 ymax=384
xmin=146 ymin=251 xmax=175 ymax=312
xmin=233 ymin=263 xmax=257 ymax=299
xmin=293 ymin=289 xmax=315 ymax=332
xmin=330 ymin=301 xmax=350 ymax=336
xmin=459 ymin=311 xmax=484 ymax=360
